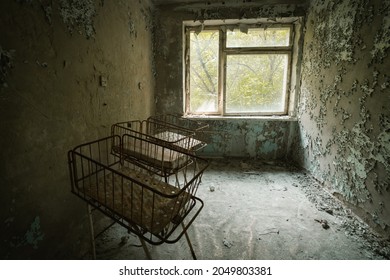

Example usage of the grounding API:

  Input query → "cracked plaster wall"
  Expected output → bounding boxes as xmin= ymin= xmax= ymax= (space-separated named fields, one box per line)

xmin=0 ymin=0 xmax=155 ymax=258
xmin=292 ymin=0 xmax=390 ymax=237
xmin=154 ymin=2 xmax=307 ymax=160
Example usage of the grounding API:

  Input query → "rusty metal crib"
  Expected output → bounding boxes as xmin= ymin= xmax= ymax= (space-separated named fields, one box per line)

xmin=68 ymin=134 xmax=209 ymax=259
xmin=112 ymin=115 xmax=208 ymax=158
xmin=111 ymin=120 xmax=194 ymax=178
xmin=147 ymin=114 xmax=208 ymax=152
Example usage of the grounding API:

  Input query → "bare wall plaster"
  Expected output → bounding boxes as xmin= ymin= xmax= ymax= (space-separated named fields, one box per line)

xmin=154 ymin=2 xmax=307 ymax=159
xmin=0 ymin=0 xmax=155 ymax=258
xmin=292 ymin=0 xmax=390 ymax=237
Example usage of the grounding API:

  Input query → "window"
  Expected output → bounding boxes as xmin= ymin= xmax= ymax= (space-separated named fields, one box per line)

xmin=184 ymin=21 xmax=298 ymax=117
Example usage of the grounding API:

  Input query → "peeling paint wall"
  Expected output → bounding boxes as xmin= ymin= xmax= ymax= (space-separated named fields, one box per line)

xmin=292 ymin=0 xmax=390 ymax=237
xmin=154 ymin=2 xmax=307 ymax=159
xmin=59 ymin=0 xmax=96 ymax=39
xmin=0 ymin=0 xmax=155 ymax=258
xmin=0 ymin=46 xmax=16 ymax=88
xmin=197 ymin=119 xmax=294 ymax=160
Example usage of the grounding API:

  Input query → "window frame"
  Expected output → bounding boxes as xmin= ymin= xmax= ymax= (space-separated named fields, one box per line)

xmin=183 ymin=21 xmax=296 ymax=117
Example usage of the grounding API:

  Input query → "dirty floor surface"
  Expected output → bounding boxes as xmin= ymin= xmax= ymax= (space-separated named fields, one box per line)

xmin=93 ymin=159 xmax=390 ymax=260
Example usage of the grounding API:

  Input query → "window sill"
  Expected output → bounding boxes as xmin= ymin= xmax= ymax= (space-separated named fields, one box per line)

xmin=183 ymin=114 xmax=298 ymax=122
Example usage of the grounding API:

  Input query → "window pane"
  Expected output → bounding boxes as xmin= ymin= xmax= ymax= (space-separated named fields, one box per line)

xmin=189 ymin=30 xmax=219 ymax=113
xmin=226 ymin=27 xmax=290 ymax=47
xmin=225 ymin=54 xmax=289 ymax=114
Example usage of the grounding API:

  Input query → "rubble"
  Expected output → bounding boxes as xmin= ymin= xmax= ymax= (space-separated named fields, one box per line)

xmin=295 ymin=173 xmax=390 ymax=259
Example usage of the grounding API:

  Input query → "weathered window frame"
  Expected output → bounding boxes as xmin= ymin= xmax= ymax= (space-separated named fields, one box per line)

xmin=183 ymin=19 xmax=301 ymax=118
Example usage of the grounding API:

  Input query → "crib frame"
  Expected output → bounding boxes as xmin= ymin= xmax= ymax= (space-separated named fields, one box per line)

xmin=147 ymin=114 xmax=208 ymax=151
xmin=112 ymin=119 xmax=205 ymax=177
xmin=111 ymin=120 xmax=196 ymax=151
xmin=112 ymin=115 xmax=208 ymax=158
xmin=68 ymin=135 xmax=208 ymax=259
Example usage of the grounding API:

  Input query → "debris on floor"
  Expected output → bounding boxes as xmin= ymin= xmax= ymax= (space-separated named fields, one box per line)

xmin=258 ymin=229 xmax=280 ymax=236
xmin=119 ymin=236 xmax=129 ymax=246
xmin=315 ymin=219 xmax=330 ymax=229
xmin=295 ymin=172 xmax=390 ymax=259
xmin=93 ymin=159 xmax=390 ymax=260
xmin=223 ymin=238 xmax=234 ymax=248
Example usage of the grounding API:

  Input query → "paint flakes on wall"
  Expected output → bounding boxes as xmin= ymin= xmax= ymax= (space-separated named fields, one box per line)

xmin=185 ymin=3 xmax=305 ymax=23
xmin=25 ymin=216 xmax=45 ymax=249
xmin=140 ymin=5 xmax=153 ymax=32
xmin=370 ymin=14 xmax=390 ymax=63
xmin=197 ymin=120 xmax=289 ymax=160
xmin=41 ymin=2 xmax=53 ymax=24
xmin=10 ymin=216 xmax=45 ymax=249
xmin=331 ymin=117 xmax=390 ymax=205
xmin=256 ymin=122 xmax=287 ymax=158
xmin=300 ymin=127 xmax=310 ymax=149
xmin=300 ymin=70 xmax=389 ymax=205
xmin=372 ymin=115 xmax=390 ymax=190
xmin=310 ymin=0 xmax=358 ymax=67
xmin=128 ymin=19 xmax=137 ymax=38
xmin=0 ymin=46 xmax=15 ymax=88
xmin=297 ymin=0 xmax=390 ymax=235
xmin=59 ymin=0 xmax=96 ymax=39
xmin=194 ymin=9 xmax=223 ymax=21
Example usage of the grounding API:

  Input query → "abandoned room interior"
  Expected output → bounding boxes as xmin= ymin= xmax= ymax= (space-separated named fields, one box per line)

xmin=0 ymin=0 xmax=389 ymax=260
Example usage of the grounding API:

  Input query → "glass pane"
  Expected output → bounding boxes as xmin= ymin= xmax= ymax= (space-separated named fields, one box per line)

xmin=225 ymin=54 xmax=289 ymax=114
xmin=189 ymin=30 xmax=219 ymax=113
xmin=226 ymin=27 xmax=290 ymax=47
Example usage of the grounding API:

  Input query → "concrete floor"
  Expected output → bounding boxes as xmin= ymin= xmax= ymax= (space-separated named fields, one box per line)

xmin=93 ymin=159 xmax=390 ymax=260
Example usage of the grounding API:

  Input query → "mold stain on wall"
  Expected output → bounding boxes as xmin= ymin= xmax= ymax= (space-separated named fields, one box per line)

xmin=295 ymin=0 xmax=390 ymax=236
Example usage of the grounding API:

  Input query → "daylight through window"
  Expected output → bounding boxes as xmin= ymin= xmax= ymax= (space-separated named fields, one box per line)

xmin=184 ymin=23 xmax=294 ymax=116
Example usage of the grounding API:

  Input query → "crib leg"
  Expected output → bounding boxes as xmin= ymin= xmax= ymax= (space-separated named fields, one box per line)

xmin=87 ymin=204 xmax=97 ymax=260
xmin=139 ymin=237 xmax=152 ymax=260
xmin=182 ymin=223 xmax=197 ymax=260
